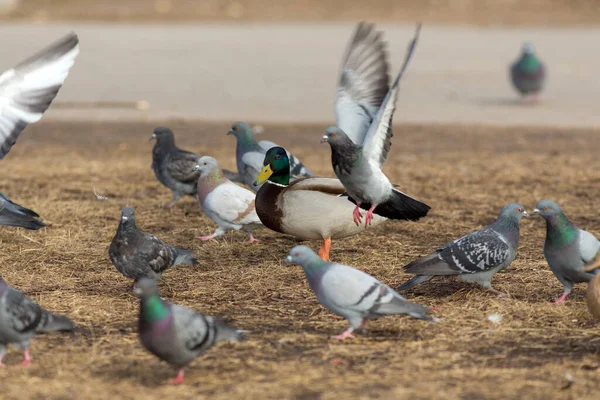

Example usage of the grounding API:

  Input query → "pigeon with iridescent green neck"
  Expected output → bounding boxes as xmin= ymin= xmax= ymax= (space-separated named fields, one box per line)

xmin=532 ymin=200 xmax=600 ymax=305
xmin=284 ymin=245 xmax=434 ymax=340
xmin=228 ymin=121 xmax=314 ymax=191
xmin=134 ymin=278 xmax=244 ymax=384
xmin=510 ymin=43 xmax=545 ymax=101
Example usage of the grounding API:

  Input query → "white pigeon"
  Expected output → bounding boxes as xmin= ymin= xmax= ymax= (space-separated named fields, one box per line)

xmin=195 ymin=156 xmax=263 ymax=242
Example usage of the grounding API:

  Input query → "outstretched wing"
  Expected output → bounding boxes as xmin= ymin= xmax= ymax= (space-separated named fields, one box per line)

xmin=0 ymin=33 xmax=79 ymax=159
xmin=335 ymin=22 xmax=389 ymax=145
xmin=361 ymin=24 xmax=420 ymax=168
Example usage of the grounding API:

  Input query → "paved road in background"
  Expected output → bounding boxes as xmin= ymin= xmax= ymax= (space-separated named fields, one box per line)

xmin=1 ymin=22 xmax=599 ymax=127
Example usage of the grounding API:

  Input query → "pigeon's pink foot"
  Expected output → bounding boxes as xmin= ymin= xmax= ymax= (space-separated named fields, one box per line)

xmin=364 ymin=205 xmax=376 ymax=227
xmin=247 ymin=234 xmax=260 ymax=244
xmin=18 ymin=350 xmax=31 ymax=367
xmin=352 ymin=204 xmax=362 ymax=226
xmin=170 ymin=368 xmax=185 ymax=385
xmin=332 ymin=328 xmax=355 ymax=341
xmin=0 ymin=354 xmax=6 ymax=368
xmin=360 ymin=320 xmax=368 ymax=329
xmin=551 ymin=292 xmax=570 ymax=305
xmin=196 ymin=234 xmax=217 ymax=241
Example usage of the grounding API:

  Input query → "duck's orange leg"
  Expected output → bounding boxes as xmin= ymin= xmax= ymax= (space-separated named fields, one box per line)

xmin=318 ymin=238 xmax=332 ymax=261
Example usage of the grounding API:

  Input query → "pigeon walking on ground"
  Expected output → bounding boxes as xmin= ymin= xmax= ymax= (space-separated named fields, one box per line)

xmin=284 ymin=245 xmax=434 ymax=340
xmin=109 ymin=207 xmax=199 ymax=284
xmin=322 ymin=24 xmax=430 ymax=227
xmin=0 ymin=192 xmax=45 ymax=230
xmin=150 ymin=127 xmax=202 ymax=208
xmin=228 ymin=121 xmax=314 ymax=191
xmin=0 ymin=33 xmax=79 ymax=159
xmin=532 ymin=200 xmax=600 ymax=304
xmin=195 ymin=156 xmax=263 ymax=242
xmin=510 ymin=42 xmax=545 ymax=102
xmin=134 ymin=278 xmax=244 ymax=384
xmin=0 ymin=278 xmax=76 ymax=367
xmin=399 ymin=203 xmax=529 ymax=296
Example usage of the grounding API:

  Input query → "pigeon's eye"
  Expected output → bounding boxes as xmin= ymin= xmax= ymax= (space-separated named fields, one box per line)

xmin=544 ymin=206 xmax=549 ymax=211
xmin=203 ymin=162 xmax=208 ymax=166
xmin=233 ymin=125 xmax=239 ymax=131
xmin=294 ymin=252 xmax=299 ymax=257
xmin=332 ymin=132 xmax=337 ymax=137
xmin=517 ymin=208 xmax=522 ymax=212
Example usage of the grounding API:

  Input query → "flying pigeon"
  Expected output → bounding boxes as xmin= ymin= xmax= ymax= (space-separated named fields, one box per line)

xmin=284 ymin=245 xmax=433 ymax=340
xmin=532 ymin=200 xmax=599 ymax=304
xmin=322 ymin=24 xmax=430 ymax=227
xmin=0 ymin=192 xmax=45 ymax=230
xmin=510 ymin=42 xmax=545 ymax=102
xmin=0 ymin=277 xmax=76 ymax=367
xmin=398 ymin=203 xmax=529 ymax=295
xmin=195 ymin=156 xmax=263 ymax=242
xmin=134 ymin=278 xmax=244 ymax=384
xmin=0 ymin=33 xmax=79 ymax=159
xmin=227 ymin=121 xmax=314 ymax=191
xmin=109 ymin=207 xmax=199 ymax=284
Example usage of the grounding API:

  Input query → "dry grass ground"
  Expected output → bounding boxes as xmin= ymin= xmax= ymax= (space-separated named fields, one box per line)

xmin=11 ymin=0 xmax=600 ymax=25
xmin=0 ymin=120 xmax=600 ymax=399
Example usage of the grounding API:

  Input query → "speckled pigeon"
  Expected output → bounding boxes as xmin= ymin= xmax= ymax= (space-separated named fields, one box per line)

xmin=284 ymin=245 xmax=433 ymax=340
xmin=322 ymin=24 xmax=430 ymax=227
xmin=532 ymin=200 xmax=600 ymax=304
xmin=0 ymin=192 xmax=45 ymax=230
xmin=109 ymin=207 xmax=199 ymax=284
xmin=227 ymin=121 xmax=313 ymax=191
xmin=0 ymin=277 xmax=76 ymax=367
xmin=0 ymin=33 xmax=79 ymax=160
xmin=195 ymin=156 xmax=263 ymax=242
xmin=510 ymin=42 xmax=545 ymax=101
xmin=399 ymin=203 xmax=529 ymax=295
xmin=134 ymin=278 xmax=244 ymax=384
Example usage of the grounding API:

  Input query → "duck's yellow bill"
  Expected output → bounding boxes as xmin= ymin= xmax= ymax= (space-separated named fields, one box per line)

xmin=254 ymin=165 xmax=273 ymax=185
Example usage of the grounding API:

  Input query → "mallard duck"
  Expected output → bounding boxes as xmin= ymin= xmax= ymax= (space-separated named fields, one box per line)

xmin=253 ymin=147 xmax=386 ymax=261
xmin=584 ymin=255 xmax=600 ymax=321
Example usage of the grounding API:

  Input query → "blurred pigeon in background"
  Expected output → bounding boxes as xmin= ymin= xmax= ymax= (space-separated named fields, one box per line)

xmin=0 ymin=192 xmax=45 ymax=230
xmin=510 ymin=42 xmax=545 ymax=102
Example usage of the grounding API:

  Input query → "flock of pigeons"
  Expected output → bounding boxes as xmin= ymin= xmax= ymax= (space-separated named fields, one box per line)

xmin=0 ymin=22 xmax=575 ymax=386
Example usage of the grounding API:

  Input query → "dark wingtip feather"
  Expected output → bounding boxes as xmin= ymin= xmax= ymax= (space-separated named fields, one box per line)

xmin=397 ymin=275 xmax=432 ymax=291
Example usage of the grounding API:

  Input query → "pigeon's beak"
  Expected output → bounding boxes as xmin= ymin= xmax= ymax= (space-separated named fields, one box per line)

xmin=253 ymin=164 xmax=273 ymax=186
xmin=522 ymin=210 xmax=530 ymax=218
xmin=320 ymin=135 xmax=328 ymax=144
xmin=122 ymin=216 xmax=128 ymax=221
xmin=133 ymin=286 xmax=143 ymax=296
xmin=149 ymin=133 xmax=156 ymax=141
xmin=284 ymin=255 xmax=293 ymax=264
xmin=227 ymin=130 xmax=234 ymax=136
xmin=531 ymin=208 xmax=540 ymax=216
xmin=193 ymin=164 xmax=200 ymax=171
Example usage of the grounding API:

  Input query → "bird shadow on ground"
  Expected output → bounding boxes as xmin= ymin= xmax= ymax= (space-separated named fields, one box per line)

xmin=474 ymin=97 xmax=539 ymax=107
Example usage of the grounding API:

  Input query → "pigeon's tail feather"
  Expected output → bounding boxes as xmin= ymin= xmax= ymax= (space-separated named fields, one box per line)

xmin=397 ymin=275 xmax=433 ymax=291
xmin=353 ymin=189 xmax=430 ymax=222
xmin=173 ymin=247 xmax=199 ymax=266
xmin=0 ymin=213 xmax=46 ymax=230
xmin=214 ymin=320 xmax=245 ymax=343
xmin=38 ymin=313 xmax=76 ymax=333
xmin=377 ymin=296 xmax=433 ymax=321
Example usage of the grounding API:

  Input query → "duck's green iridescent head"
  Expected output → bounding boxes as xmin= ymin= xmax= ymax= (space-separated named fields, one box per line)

xmin=254 ymin=146 xmax=290 ymax=186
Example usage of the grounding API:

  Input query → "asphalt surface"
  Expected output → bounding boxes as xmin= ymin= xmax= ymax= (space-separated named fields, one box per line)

xmin=1 ymin=22 xmax=599 ymax=127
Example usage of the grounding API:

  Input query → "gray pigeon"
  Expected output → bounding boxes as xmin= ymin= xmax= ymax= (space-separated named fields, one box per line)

xmin=532 ymin=200 xmax=600 ymax=304
xmin=510 ymin=43 xmax=545 ymax=101
xmin=150 ymin=127 xmax=202 ymax=208
xmin=284 ymin=245 xmax=433 ymax=340
xmin=108 ymin=207 xmax=199 ymax=284
xmin=322 ymin=24 xmax=430 ymax=227
xmin=134 ymin=278 xmax=243 ymax=384
xmin=0 ymin=192 xmax=45 ymax=230
xmin=0 ymin=277 xmax=76 ymax=367
xmin=0 ymin=33 xmax=79 ymax=159
xmin=334 ymin=21 xmax=390 ymax=146
xmin=228 ymin=121 xmax=314 ymax=191
xmin=398 ymin=203 xmax=529 ymax=295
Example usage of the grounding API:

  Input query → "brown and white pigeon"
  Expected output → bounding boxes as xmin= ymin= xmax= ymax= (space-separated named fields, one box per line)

xmin=0 ymin=277 xmax=76 ymax=367
xmin=134 ymin=278 xmax=244 ymax=384
xmin=108 ymin=207 xmax=199 ymax=284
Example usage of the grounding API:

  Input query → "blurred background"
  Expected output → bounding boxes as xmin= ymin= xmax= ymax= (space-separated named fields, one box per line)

xmin=0 ymin=0 xmax=598 ymax=127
